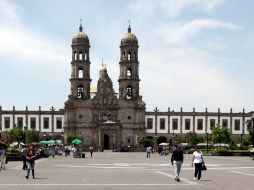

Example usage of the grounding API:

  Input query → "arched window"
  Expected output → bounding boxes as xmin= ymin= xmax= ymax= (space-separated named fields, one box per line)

xmin=128 ymin=52 xmax=131 ymax=60
xmin=77 ymin=85 xmax=84 ymax=99
xmin=126 ymin=86 xmax=132 ymax=100
xmin=127 ymin=68 xmax=132 ymax=78
xmin=79 ymin=51 xmax=83 ymax=60
xmin=74 ymin=52 xmax=77 ymax=60
xmin=84 ymin=52 xmax=87 ymax=60
xmin=133 ymin=52 xmax=136 ymax=60
xmin=78 ymin=68 xmax=83 ymax=78
xmin=123 ymin=52 xmax=126 ymax=60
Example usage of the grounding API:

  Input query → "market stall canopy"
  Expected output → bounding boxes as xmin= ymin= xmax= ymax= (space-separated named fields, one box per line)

xmin=159 ymin=143 xmax=169 ymax=146
xmin=72 ymin=139 xmax=81 ymax=145
xmin=39 ymin=140 xmax=58 ymax=145
xmin=9 ymin=142 xmax=25 ymax=147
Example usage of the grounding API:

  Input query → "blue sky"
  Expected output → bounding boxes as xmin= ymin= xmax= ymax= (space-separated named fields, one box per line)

xmin=0 ymin=0 xmax=253 ymax=112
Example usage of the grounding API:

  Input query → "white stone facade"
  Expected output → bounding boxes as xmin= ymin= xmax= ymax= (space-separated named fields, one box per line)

xmin=0 ymin=109 xmax=252 ymax=137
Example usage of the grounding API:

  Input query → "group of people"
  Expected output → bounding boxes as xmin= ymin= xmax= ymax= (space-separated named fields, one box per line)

xmin=171 ymin=145 xmax=205 ymax=182
xmin=63 ymin=145 xmax=94 ymax=158
xmin=3 ymin=140 xmax=205 ymax=182
xmin=1 ymin=141 xmax=39 ymax=179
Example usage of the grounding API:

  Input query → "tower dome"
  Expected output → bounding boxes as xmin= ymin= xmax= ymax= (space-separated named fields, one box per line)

xmin=72 ymin=24 xmax=89 ymax=44
xmin=121 ymin=25 xmax=138 ymax=44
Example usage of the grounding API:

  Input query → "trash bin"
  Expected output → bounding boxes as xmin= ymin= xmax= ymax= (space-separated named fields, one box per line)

xmin=81 ymin=152 xmax=85 ymax=158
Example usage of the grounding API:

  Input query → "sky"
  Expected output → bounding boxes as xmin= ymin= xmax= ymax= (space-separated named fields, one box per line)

xmin=0 ymin=0 xmax=253 ymax=113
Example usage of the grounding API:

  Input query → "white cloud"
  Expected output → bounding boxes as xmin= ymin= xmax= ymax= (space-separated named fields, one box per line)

xmin=155 ymin=19 xmax=240 ymax=45
xmin=140 ymin=46 xmax=251 ymax=112
xmin=0 ymin=25 xmax=68 ymax=65
xmin=0 ymin=0 xmax=71 ymax=111
xmin=129 ymin=0 xmax=226 ymax=17
xmin=0 ymin=0 xmax=22 ymax=22
xmin=0 ymin=0 xmax=69 ymax=68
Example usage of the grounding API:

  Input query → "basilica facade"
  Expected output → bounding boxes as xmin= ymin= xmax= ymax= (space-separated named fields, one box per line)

xmin=64 ymin=24 xmax=146 ymax=150
xmin=0 ymin=25 xmax=253 ymax=150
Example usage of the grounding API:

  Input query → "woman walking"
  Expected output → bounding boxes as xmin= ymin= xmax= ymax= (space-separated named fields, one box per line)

xmin=89 ymin=146 xmax=94 ymax=157
xmin=26 ymin=145 xmax=37 ymax=179
xmin=192 ymin=146 xmax=204 ymax=181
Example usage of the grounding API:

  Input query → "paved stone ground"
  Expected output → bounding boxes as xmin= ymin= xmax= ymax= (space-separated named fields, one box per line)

xmin=0 ymin=152 xmax=254 ymax=190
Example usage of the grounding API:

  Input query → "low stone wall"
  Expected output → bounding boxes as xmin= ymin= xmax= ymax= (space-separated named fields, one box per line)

xmin=7 ymin=154 xmax=22 ymax=161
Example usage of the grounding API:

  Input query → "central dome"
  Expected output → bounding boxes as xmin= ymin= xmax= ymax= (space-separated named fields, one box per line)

xmin=99 ymin=63 xmax=107 ymax=78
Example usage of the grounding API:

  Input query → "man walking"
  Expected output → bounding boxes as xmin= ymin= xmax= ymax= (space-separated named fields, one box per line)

xmin=171 ymin=144 xmax=184 ymax=182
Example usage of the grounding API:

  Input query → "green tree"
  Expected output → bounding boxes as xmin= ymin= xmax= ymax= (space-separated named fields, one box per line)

xmin=212 ymin=125 xmax=231 ymax=146
xmin=9 ymin=126 xmax=25 ymax=145
xmin=174 ymin=134 xmax=185 ymax=144
xmin=26 ymin=130 xmax=40 ymax=144
xmin=139 ymin=137 xmax=154 ymax=147
xmin=184 ymin=132 xmax=203 ymax=147
xmin=67 ymin=135 xmax=83 ymax=144
xmin=0 ymin=131 xmax=10 ymax=144
xmin=247 ymin=127 xmax=254 ymax=146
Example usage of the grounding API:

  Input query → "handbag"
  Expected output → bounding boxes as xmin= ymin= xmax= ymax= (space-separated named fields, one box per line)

xmin=202 ymin=164 xmax=207 ymax=170
xmin=201 ymin=156 xmax=207 ymax=170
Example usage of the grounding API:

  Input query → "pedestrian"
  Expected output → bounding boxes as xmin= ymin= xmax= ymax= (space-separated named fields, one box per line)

xmin=20 ymin=147 xmax=27 ymax=170
xmin=51 ymin=146 xmax=56 ymax=158
xmin=146 ymin=146 xmax=152 ymax=158
xmin=158 ymin=146 xmax=163 ymax=156
xmin=0 ymin=142 xmax=7 ymax=171
xmin=171 ymin=144 xmax=183 ymax=182
xmin=26 ymin=145 xmax=37 ymax=179
xmin=64 ymin=145 xmax=70 ymax=157
xmin=89 ymin=146 xmax=94 ymax=157
xmin=192 ymin=146 xmax=204 ymax=181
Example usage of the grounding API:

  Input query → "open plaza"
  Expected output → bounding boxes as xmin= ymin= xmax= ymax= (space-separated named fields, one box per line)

xmin=0 ymin=152 xmax=254 ymax=190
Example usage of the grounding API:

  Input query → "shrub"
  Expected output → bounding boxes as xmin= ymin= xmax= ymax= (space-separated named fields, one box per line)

xmin=7 ymin=148 xmax=20 ymax=154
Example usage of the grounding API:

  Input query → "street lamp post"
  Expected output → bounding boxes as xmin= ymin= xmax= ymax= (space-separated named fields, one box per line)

xmin=206 ymin=133 xmax=209 ymax=153
xmin=154 ymin=135 xmax=157 ymax=148
xmin=240 ymin=133 xmax=243 ymax=147
xmin=24 ymin=127 xmax=28 ymax=145
xmin=61 ymin=132 xmax=64 ymax=144
xmin=154 ymin=107 xmax=159 ymax=147
xmin=43 ymin=133 xmax=46 ymax=141
xmin=50 ymin=106 xmax=55 ymax=138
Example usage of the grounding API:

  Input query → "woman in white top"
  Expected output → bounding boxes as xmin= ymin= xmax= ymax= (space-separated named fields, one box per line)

xmin=192 ymin=146 xmax=203 ymax=180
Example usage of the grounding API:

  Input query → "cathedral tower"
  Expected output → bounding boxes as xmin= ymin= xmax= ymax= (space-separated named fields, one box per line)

xmin=70 ymin=24 xmax=91 ymax=99
xmin=118 ymin=24 xmax=140 ymax=100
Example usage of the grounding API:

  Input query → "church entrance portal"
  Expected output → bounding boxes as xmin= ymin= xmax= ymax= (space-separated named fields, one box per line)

xmin=103 ymin=134 xmax=110 ymax=150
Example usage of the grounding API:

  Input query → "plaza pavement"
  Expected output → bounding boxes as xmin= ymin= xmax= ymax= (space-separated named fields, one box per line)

xmin=0 ymin=152 xmax=254 ymax=190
